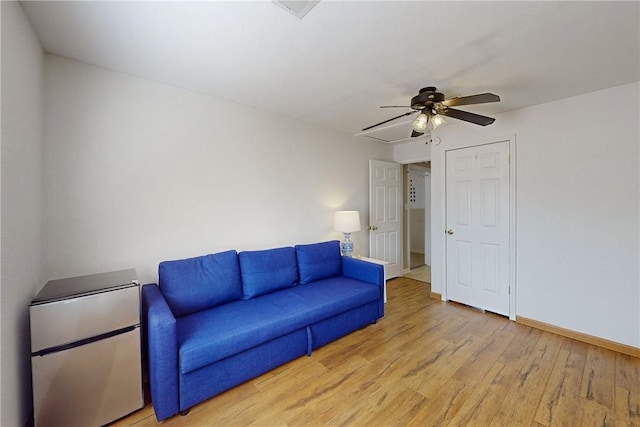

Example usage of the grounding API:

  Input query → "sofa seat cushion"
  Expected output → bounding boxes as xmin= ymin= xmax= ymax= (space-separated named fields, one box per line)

xmin=282 ymin=277 xmax=380 ymax=322
xmin=176 ymin=276 xmax=379 ymax=374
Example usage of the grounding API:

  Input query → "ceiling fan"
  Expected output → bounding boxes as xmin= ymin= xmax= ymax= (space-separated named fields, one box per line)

xmin=362 ymin=86 xmax=500 ymax=138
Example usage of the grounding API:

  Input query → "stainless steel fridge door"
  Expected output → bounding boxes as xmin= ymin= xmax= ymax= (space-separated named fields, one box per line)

xmin=32 ymin=327 xmax=143 ymax=427
xmin=30 ymin=285 xmax=139 ymax=353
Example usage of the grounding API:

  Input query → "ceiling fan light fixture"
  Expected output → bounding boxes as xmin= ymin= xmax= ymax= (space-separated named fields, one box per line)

xmin=412 ymin=113 xmax=429 ymax=132
xmin=362 ymin=86 xmax=500 ymax=137
xmin=431 ymin=114 xmax=446 ymax=129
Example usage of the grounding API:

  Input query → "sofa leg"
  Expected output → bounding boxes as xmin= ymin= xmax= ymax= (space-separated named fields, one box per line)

xmin=372 ymin=319 xmax=377 ymax=324
xmin=180 ymin=408 xmax=191 ymax=416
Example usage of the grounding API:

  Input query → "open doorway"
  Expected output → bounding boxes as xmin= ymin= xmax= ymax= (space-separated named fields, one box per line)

xmin=403 ymin=162 xmax=431 ymax=283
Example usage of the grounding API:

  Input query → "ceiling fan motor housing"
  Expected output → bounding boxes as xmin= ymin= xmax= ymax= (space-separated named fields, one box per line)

xmin=411 ymin=87 xmax=445 ymax=110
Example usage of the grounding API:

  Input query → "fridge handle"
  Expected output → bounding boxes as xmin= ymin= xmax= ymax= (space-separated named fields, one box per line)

xmin=31 ymin=325 xmax=138 ymax=357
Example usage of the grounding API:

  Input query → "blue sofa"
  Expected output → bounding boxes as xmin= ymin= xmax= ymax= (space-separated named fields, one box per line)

xmin=142 ymin=240 xmax=384 ymax=421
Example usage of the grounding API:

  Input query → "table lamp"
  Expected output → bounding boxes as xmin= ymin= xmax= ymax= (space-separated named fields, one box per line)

xmin=334 ymin=211 xmax=361 ymax=257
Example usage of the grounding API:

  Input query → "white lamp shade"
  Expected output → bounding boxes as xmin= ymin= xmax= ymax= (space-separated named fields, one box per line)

xmin=334 ymin=211 xmax=361 ymax=233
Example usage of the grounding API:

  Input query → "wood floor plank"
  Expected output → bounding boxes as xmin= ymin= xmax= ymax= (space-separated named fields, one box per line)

xmin=614 ymin=386 xmax=640 ymax=427
xmin=560 ymin=336 xmax=590 ymax=357
xmin=531 ymin=329 xmax=566 ymax=363
xmin=185 ymin=382 xmax=265 ymax=427
xmin=275 ymin=354 xmax=370 ymax=412
xmin=406 ymin=333 xmax=485 ymax=400
xmin=252 ymin=359 xmax=328 ymax=391
xmin=580 ymin=345 xmax=616 ymax=409
xmin=292 ymin=359 xmax=399 ymax=425
xmin=446 ymin=361 xmax=520 ymax=426
xmin=405 ymin=377 xmax=472 ymax=426
xmin=616 ymin=353 xmax=640 ymax=394
xmin=491 ymin=354 xmax=555 ymax=426
xmin=117 ymin=278 xmax=640 ymax=427
xmin=358 ymin=388 xmax=427 ymax=427
xmin=578 ymin=399 xmax=615 ymax=427
xmin=534 ymin=349 xmax=587 ymax=426
xmin=451 ymin=328 xmax=516 ymax=383
xmin=498 ymin=323 xmax=543 ymax=371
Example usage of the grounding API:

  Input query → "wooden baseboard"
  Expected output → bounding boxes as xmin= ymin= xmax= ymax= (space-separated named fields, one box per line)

xmin=516 ymin=316 xmax=640 ymax=358
xmin=430 ymin=291 xmax=442 ymax=301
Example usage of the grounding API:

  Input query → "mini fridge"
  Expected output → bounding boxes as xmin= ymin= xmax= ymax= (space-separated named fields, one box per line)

xmin=30 ymin=269 xmax=144 ymax=427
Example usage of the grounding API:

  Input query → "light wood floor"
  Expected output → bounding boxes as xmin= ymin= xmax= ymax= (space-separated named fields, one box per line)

xmin=116 ymin=277 xmax=640 ymax=427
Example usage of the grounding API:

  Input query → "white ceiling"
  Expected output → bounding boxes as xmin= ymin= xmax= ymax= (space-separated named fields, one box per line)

xmin=20 ymin=1 xmax=640 ymax=143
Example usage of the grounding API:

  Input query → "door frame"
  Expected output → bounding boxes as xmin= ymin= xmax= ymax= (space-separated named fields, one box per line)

xmin=398 ymin=158 xmax=433 ymax=276
xmin=405 ymin=165 xmax=431 ymax=271
xmin=441 ymin=135 xmax=517 ymax=320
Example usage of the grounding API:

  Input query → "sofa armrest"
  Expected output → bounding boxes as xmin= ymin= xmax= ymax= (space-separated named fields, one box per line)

xmin=142 ymin=284 xmax=179 ymax=421
xmin=342 ymin=257 xmax=385 ymax=317
xmin=342 ymin=256 xmax=384 ymax=286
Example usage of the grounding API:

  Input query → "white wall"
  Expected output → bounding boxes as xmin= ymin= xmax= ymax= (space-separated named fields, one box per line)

xmin=44 ymin=56 xmax=392 ymax=285
xmin=1 ymin=2 xmax=45 ymax=426
xmin=395 ymin=82 xmax=639 ymax=348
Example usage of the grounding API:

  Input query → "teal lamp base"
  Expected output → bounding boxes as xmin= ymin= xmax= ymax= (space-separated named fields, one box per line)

xmin=341 ymin=232 xmax=354 ymax=257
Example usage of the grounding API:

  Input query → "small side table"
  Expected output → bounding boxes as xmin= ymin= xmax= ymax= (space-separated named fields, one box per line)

xmin=356 ymin=256 xmax=388 ymax=303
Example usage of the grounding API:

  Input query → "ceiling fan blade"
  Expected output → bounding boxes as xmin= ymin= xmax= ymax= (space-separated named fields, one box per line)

xmin=442 ymin=93 xmax=500 ymax=107
xmin=361 ymin=111 xmax=417 ymax=132
xmin=380 ymin=105 xmax=412 ymax=108
xmin=440 ymin=108 xmax=496 ymax=126
xmin=411 ymin=130 xmax=424 ymax=138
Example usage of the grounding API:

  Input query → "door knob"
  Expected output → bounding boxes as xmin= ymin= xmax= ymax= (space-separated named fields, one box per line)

xmin=368 ymin=225 xmax=378 ymax=231
xmin=446 ymin=229 xmax=454 ymax=235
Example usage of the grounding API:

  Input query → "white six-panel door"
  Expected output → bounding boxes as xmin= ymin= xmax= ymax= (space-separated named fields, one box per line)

xmin=445 ymin=141 xmax=510 ymax=315
xmin=369 ymin=159 xmax=402 ymax=279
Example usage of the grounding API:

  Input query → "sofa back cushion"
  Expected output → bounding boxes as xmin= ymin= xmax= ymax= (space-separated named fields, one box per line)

xmin=239 ymin=247 xmax=298 ymax=299
xmin=159 ymin=250 xmax=242 ymax=317
xmin=295 ymin=240 xmax=342 ymax=285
